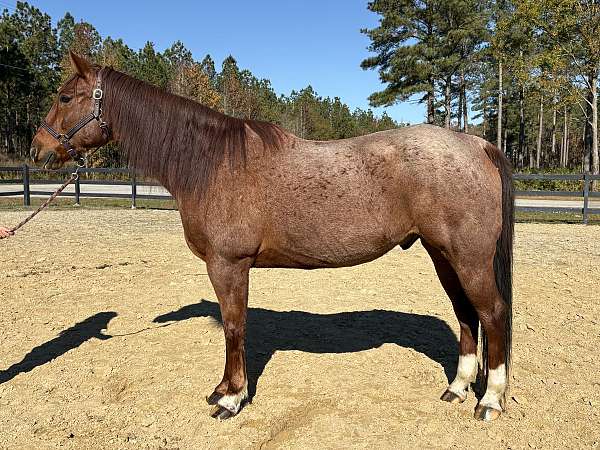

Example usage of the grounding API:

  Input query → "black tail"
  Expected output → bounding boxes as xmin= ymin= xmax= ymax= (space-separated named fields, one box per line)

xmin=482 ymin=142 xmax=514 ymax=391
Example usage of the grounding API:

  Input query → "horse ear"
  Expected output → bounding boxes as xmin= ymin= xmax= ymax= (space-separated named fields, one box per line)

xmin=69 ymin=51 xmax=93 ymax=79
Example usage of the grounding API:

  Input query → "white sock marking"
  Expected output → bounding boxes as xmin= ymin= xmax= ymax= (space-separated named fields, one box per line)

xmin=448 ymin=354 xmax=478 ymax=399
xmin=217 ymin=381 xmax=248 ymax=414
xmin=479 ymin=364 xmax=506 ymax=411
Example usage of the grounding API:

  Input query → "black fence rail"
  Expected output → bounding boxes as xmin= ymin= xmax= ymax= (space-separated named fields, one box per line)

xmin=513 ymin=173 xmax=600 ymax=224
xmin=1 ymin=166 xmax=599 ymax=224
xmin=0 ymin=165 xmax=169 ymax=209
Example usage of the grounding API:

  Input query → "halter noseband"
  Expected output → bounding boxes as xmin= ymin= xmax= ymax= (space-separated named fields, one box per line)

xmin=41 ymin=70 xmax=110 ymax=166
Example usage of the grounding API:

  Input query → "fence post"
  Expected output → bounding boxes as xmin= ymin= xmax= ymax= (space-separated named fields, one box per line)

xmin=74 ymin=174 xmax=81 ymax=206
xmin=583 ymin=173 xmax=590 ymax=225
xmin=22 ymin=164 xmax=30 ymax=207
xmin=131 ymin=171 xmax=137 ymax=209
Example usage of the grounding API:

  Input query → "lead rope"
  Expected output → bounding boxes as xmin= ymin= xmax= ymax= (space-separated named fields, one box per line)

xmin=1 ymin=168 xmax=80 ymax=239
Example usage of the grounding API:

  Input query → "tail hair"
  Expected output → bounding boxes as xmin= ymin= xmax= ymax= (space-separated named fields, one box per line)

xmin=482 ymin=142 xmax=514 ymax=391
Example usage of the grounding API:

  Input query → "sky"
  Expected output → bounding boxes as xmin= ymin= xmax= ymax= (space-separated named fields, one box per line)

xmin=2 ymin=0 xmax=426 ymax=124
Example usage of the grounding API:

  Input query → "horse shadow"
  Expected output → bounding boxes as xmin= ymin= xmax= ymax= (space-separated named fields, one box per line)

xmin=0 ymin=312 xmax=116 ymax=385
xmin=153 ymin=300 xmax=458 ymax=399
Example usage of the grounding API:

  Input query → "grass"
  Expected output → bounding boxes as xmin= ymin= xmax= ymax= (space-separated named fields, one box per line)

xmin=0 ymin=197 xmax=177 ymax=210
xmin=516 ymin=210 xmax=600 ymax=225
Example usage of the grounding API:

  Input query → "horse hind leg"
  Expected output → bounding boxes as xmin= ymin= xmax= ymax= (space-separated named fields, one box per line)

xmin=453 ymin=253 xmax=510 ymax=421
xmin=423 ymin=242 xmax=479 ymax=404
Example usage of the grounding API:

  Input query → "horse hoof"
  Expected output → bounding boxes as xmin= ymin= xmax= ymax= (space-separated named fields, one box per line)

xmin=206 ymin=391 xmax=224 ymax=405
xmin=440 ymin=389 xmax=465 ymax=404
xmin=474 ymin=404 xmax=502 ymax=422
xmin=210 ymin=404 xmax=236 ymax=420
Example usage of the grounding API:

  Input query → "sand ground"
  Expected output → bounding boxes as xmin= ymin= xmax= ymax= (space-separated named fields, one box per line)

xmin=0 ymin=209 xmax=599 ymax=449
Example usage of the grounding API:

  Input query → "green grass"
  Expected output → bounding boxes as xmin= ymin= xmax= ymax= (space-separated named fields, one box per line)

xmin=0 ymin=197 xmax=177 ymax=210
xmin=515 ymin=210 xmax=600 ymax=225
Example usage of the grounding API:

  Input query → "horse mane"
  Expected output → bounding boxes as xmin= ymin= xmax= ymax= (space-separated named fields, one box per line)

xmin=101 ymin=67 xmax=286 ymax=195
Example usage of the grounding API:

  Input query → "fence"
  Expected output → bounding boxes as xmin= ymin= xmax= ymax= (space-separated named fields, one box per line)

xmin=513 ymin=173 xmax=600 ymax=224
xmin=0 ymin=165 xmax=169 ymax=209
xmin=1 ymin=165 xmax=600 ymax=224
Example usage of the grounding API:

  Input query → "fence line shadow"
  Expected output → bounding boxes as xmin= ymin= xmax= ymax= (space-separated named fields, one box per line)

xmin=0 ymin=312 xmax=116 ymax=385
xmin=154 ymin=299 xmax=458 ymax=400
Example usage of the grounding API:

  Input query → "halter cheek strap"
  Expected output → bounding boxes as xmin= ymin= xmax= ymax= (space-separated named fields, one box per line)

xmin=41 ymin=72 xmax=110 ymax=166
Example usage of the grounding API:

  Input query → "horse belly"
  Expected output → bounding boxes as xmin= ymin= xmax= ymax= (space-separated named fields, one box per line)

xmin=255 ymin=205 xmax=401 ymax=269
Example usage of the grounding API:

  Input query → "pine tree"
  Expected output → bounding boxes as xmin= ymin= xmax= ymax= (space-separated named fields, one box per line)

xmin=135 ymin=41 xmax=170 ymax=89
xmin=361 ymin=0 xmax=443 ymax=123
xmin=0 ymin=2 xmax=59 ymax=159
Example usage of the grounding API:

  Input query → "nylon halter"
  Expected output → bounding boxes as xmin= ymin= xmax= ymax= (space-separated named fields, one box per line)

xmin=41 ymin=71 xmax=110 ymax=166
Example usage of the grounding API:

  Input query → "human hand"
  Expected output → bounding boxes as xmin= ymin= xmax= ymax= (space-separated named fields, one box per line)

xmin=0 ymin=227 xmax=14 ymax=239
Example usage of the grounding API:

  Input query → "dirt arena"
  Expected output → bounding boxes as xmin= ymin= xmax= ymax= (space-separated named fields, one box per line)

xmin=1 ymin=209 xmax=598 ymax=449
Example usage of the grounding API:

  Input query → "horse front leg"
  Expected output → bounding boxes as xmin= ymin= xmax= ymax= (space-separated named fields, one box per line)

xmin=205 ymin=255 xmax=252 ymax=420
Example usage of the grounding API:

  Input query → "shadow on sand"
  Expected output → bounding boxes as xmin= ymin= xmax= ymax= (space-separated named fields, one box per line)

xmin=0 ymin=312 xmax=116 ymax=384
xmin=153 ymin=300 xmax=457 ymax=399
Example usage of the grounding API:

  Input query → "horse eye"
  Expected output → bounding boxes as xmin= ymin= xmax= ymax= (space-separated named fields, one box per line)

xmin=59 ymin=94 xmax=72 ymax=103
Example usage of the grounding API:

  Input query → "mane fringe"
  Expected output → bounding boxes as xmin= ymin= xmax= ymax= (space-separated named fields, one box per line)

xmin=101 ymin=67 xmax=286 ymax=195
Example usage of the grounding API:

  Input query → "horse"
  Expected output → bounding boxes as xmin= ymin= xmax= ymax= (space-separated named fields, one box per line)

xmin=30 ymin=52 xmax=514 ymax=422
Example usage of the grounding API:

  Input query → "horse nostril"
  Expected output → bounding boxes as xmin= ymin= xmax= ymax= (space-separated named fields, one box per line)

xmin=30 ymin=147 xmax=38 ymax=162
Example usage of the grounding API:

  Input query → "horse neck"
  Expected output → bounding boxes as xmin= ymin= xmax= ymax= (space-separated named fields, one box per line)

xmin=101 ymin=72 xmax=199 ymax=195
xmin=101 ymin=69 xmax=284 ymax=199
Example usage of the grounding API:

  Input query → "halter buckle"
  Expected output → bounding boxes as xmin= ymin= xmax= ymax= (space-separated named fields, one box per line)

xmin=92 ymin=88 xmax=103 ymax=100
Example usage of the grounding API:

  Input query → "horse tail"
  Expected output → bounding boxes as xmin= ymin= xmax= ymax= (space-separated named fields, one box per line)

xmin=482 ymin=142 xmax=514 ymax=389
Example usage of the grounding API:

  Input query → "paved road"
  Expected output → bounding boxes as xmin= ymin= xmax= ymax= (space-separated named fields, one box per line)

xmin=1 ymin=183 xmax=599 ymax=209
xmin=0 ymin=182 xmax=171 ymax=198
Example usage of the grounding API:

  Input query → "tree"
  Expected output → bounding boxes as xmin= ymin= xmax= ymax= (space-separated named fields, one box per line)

xmin=515 ymin=0 xmax=599 ymax=177
xmin=362 ymin=0 xmax=488 ymax=128
xmin=361 ymin=0 xmax=444 ymax=124
xmin=100 ymin=37 xmax=137 ymax=72
xmin=0 ymin=2 xmax=59 ymax=159
xmin=170 ymin=63 xmax=221 ymax=109
xmin=56 ymin=14 xmax=101 ymax=79
xmin=135 ymin=41 xmax=170 ymax=89
xmin=435 ymin=0 xmax=489 ymax=129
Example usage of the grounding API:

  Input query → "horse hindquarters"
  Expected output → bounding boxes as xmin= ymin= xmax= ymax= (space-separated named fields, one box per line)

xmin=423 ymin=142 xmax=513 ymax=421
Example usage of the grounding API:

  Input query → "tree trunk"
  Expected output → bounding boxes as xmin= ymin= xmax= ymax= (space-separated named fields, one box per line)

xmin=584 ymin=76 xmax=593 ymax=174
xmin=592 ymin=70 xmax=599 ymax=189
xmin=551 ymin=103 xmax=557 ymax=164
xmin=536 ymin=94 xmax=543 ymax=169
xmin=518 ymin=84 xmax=525 ymax=162
xmin=462 ymin=82 xmax=468 ymax=133
xmin=458 ymin=84 xmax=463 ymax=131
xmin=444 ymin=77 xmax=451 ymax=129
xmin=427 ymin=78 xmax=435 ymax=124
xmin=459 ymin=69 xmax=468 ymax=133
xmin=562 ymin=106 xmax=569 ymax=168
xmin=497 ymin=61 xmax=503 ymax=150
xmin=483 ymin=103 xmax=487 ymax=137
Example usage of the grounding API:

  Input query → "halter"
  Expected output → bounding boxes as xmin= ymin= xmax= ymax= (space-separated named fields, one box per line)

xmin=41 ymin=70 xmax=110 ymax=166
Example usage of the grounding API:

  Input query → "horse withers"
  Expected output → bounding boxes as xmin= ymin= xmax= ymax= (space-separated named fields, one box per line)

xmin=30 ymin=52 xmax=514 ymax=422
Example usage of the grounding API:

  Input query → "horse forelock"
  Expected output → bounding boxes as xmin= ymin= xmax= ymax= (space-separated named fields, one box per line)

xmin=101 ymin=68 xmax=285 ymax=196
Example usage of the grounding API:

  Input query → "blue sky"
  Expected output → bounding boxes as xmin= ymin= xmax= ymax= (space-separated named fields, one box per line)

xmin=4 ymin=0 xmax=427 ymax=124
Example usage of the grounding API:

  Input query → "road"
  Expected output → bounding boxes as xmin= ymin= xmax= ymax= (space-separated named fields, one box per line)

xmin=0 ymin=182 xmax=171 ymax=198
xmin=0 ymin=182 xmax=599 ymax=210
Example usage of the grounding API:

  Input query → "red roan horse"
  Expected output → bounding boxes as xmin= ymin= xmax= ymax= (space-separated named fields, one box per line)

xmin=31 ymin=53 xmax=514 ymax=422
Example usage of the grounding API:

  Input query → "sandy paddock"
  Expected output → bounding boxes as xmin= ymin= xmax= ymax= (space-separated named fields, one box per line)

xmin=0 ymin=209 xmax=599 ymax=449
